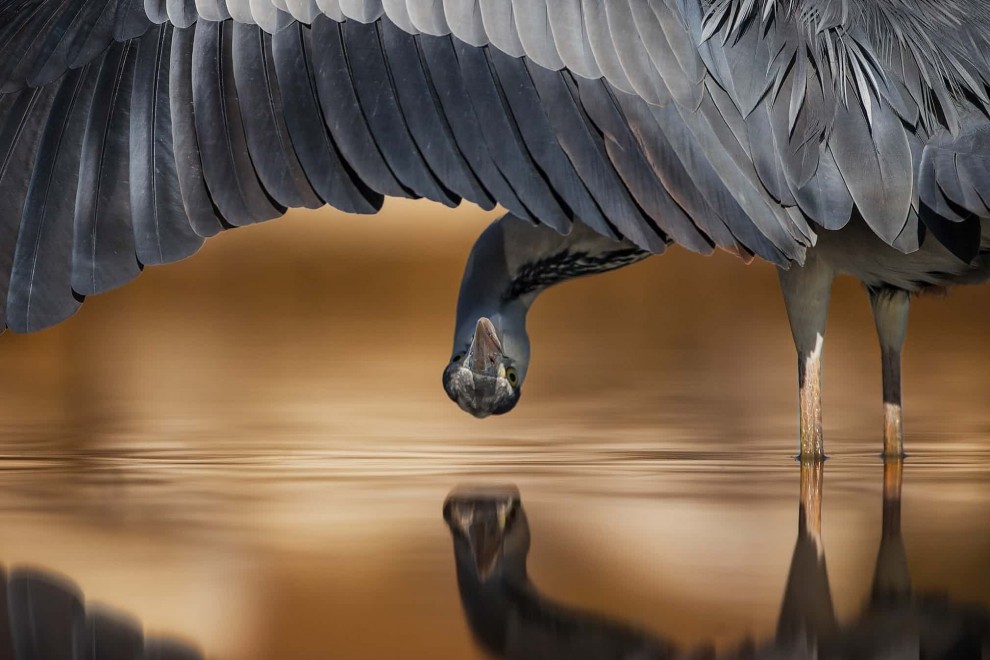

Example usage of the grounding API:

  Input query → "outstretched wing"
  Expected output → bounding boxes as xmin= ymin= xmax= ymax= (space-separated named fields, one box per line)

xmin=2 ymin=0 xmax=989 ymax=332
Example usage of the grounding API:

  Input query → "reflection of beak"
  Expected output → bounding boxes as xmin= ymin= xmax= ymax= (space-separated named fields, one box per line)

xmin=467 ymin=318 xmax=503 ymax=374
xmin=467 ymin=517 xmax=506 ymax=582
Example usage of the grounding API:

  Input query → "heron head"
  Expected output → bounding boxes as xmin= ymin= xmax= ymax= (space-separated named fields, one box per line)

xmin=442 ymin=316 xmax=528 ymax=418
xmin=443 ymin=485 xmax=529 ymax=583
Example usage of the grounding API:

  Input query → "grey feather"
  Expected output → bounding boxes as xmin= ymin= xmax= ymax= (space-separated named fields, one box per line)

xmin=380 ymin=19 xmax=492 ymax=206
xmin=487 ymin=48 xmax=609 ymax=237
xmin=828 ymin=100 xmax=914 ymax=245
xmin=526 ymin=62 xmax=665 ymax=251
xmin=308 ymin=16 xmax=409 ymax=199
xmin=130 ymin=23 xmax=206 ymax=265
xmin=270 ymin=21 xmax=382 ymax=213
xmin=194 ymin=0 xmax=230 ymax=21
xmin=611 ymin=87 xmax=748 ymax=256
xmin=191 ymin=19 xmax=283 ymax=224
xmin=477 ymin=0 xmax=524 ymax=58
xmin=71 ymin=41 xmax=141 ymax=297
xmin=580 ymin=0 xmax=633 ymax=95
xmin=416 ymin=33 xmax=531 ymax=220
xmin=231 ymin=21 xmax=322 ymax=209
xmin=340 ymin=0 xmax=383 ymax=23
xmin=0 ymin=85 xmax=60 ymax=331
xmin=114 ymin=0 xmax=152 ymax=40
xmin=628 ymin=0 xmax=703 ymax=110
xmin=285 ymin=0 xmax=320 ymax=22
xmin=8 ymin=66 xmax=94 ymax=332
xmin=342 ymin=19 xmax=456 ymax=205
xmin=167 ymin=0 xmax=199 ymax=27
xmin=225 ymin=0 xmax=255 ymax=23
xmin=604 ymin=1 xmax=670 ymax=107
xmin=406 ymin=0 xmax=448 ymax=36
xmin=577 ymin=77 xmax=713 ymax=254
xmin=313 ymin=0 xmax=342 ymax=23
xmin=510 ymin=0 xmax=563 ymax=71
xmin=145 ymin=0 xmax=170 ymax=22
xmin=790 ymin=147 xmax=854 ymax=231
xmin=453 ymin=40 xmax=570 ymax=231
xmin=168 ymin=24 xmax=226 ymax=238
xmin=250 ymin=0 xmax=278 ymax=32
xmin=443 ymin=0 xmax=487 ymax=47
xmin=382 ymin=0 xmax=417 ymax=34
xmin=545 ymin=0 xmax=601 ymax=80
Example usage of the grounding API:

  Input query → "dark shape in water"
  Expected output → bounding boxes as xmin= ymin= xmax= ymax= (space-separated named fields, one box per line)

xmin=0 ymin=566 xmax=202 ymax=660
xmin=444 ymin=462 xmax=990 ymax=659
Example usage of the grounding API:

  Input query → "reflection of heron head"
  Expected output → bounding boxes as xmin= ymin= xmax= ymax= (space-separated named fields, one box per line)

xmin=443 ymin=485 xmax=529 ymax=583
xmin=442 ymin=317 xmax=527 ymax=418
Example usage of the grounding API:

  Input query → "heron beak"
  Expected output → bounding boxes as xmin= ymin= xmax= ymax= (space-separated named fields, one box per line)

xmin=467 ymin=317 xmax=503 ymax=375
xmin=466 ymin=516 xmax=506 ymax=583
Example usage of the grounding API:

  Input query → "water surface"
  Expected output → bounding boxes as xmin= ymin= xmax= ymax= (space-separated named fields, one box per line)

xmin=0 ymin=202 xmax=987 ymax=658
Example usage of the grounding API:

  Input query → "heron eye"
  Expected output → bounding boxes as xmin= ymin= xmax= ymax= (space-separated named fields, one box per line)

xmin=452 ymin=353 xmax=464 ymax=363
xmin=506 ymin=368 xmax=518 ymax=386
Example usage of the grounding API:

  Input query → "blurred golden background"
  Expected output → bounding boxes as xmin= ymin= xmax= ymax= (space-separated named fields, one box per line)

xmin=0 ymin=201 xmax=987 ymax=658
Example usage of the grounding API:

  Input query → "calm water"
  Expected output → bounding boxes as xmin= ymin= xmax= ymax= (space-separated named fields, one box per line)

xmin=0 ymin=202 xmax=988 ymax=658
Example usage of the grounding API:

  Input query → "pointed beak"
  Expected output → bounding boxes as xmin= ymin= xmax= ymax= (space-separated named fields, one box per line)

xmin=467 ymin=317 xmax=503 ymax=374
xmin=467 ymin=517 xmax=506 ymax=582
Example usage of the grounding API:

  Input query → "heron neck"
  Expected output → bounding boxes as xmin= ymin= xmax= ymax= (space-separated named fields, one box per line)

xmin=454 ymin=214 xmax=651 ymax=345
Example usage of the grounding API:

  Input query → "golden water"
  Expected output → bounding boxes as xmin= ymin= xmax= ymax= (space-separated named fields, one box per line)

xmin=0 ymin=201 xmax=987 ymax=658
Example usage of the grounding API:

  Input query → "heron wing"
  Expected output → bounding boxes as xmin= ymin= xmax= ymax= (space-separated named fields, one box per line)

xmin=4 ymin=1 xmax=990 ymax=331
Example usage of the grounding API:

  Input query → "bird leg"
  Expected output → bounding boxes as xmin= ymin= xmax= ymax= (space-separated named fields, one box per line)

xmin=779 ymin=257 xmax=834 ymax=460
xmin=868 ymin=287 xmax=910 ymax=459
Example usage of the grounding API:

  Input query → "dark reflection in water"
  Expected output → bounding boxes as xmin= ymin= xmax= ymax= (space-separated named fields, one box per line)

xmin=444 ymin=462 xmax=990 ymax=659
xmin=0 ymin=567 xmax=202 ymax=660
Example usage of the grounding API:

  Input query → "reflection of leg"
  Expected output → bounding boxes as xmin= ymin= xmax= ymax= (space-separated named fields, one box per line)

xmin=868 ymin=287 xmax=910 ymax=458
xmin=871 ymin=459 xmax=911 ymax=603
xmin=777 ymin=460 xmax=836 ymax=644
xmin=778 ymin=258 xmax=834 ymax=459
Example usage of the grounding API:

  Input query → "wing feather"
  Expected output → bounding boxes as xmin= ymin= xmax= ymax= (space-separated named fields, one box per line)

xmin=442 ymin=0 xmax=486 ymax=47
xmin=191 ymin=19 xmax=283 ymax=224
xmin=0 ymin=86 xmax=60 ymax=331
xmin=453 ymin=39 xmax=569 ymax=231
xmin=341 ymin=19 xmax=456 ymax=205
xmin=131 ymin=24 xmax=206 ymax=265
xmin=406 ymin=0 xmax=448 ymax=36
xmin=8 ymin=66 xmax=94 ymax=332
xmin=828 ymin=99 xmax=914 ymax=245
xmin=270 ymin=20 xmax=382 ymax=212
xmin=509 ymin=0 xmax=562 ymax=71
xmin=168 ymin=23 xmax=226 ymax=238
xmin=381 ymin=19 xmax=492 ymax=206
xmin=527 ymin=62 xmax=666 ymax=251
xmin=545 ymin=0 xmax=600 ymax=80
xmin=577 ymin=77 xmax=713 ymax=254
xmin=487 ymin=48 xmax=611 ymax=238
xmin=231 ymin=21 xmax=321 ymax=209
xmin=417 ymin=33 xmax=531 ymax=219
xmin=70 ymin=41 xmax=140 ymax=297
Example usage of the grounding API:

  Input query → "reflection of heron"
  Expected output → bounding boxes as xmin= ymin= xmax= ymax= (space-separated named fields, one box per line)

xmin=443 ymin=468 xmax=990 ymax=659
xmin=0 ymin=566 xmax=202 ymax=659
xmin=4 ymin=3 xmax=990 ymax=455
xmin=443 ymin=485 xmax=676 ymax=659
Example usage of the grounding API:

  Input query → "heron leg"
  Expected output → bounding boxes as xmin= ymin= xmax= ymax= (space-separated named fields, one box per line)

xmin=778 ymin=256 xmax=834 ymax=460
xmin=868 ymin=287 xmax=910 ymax=459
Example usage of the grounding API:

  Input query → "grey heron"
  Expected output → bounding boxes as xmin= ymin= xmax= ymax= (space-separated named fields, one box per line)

xmin=3 ymin=1 xmax=990 ymax=458
xmin=442 ymin=475 xmax=990 ymax=659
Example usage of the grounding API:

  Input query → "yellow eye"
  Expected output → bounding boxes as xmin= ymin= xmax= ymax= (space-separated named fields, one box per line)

xmin=506 ymin=368 xmax=518 ymax=386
